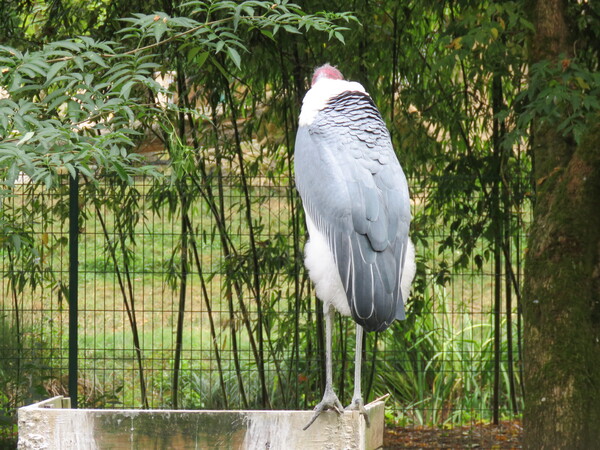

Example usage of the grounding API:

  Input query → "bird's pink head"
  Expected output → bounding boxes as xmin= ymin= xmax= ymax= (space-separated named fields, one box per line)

xmin=311 ymin=64 xmax=344 ymax=86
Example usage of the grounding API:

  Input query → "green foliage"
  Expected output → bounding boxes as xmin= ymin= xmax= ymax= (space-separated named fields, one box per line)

xmin=519 ymin=58 xmax=600 ymax=144
xmin=0 ymin=39 xmax=161 ymax=188
xmin=0 ymin=0 xmax=354 ymax=298
xmin=399 ymin=1 xmax=531 ymax=270
xmin=0 ymin=313 xmax=59 ymax=446
xmin=0 ymin=0 xmax=354 ymax=187
xmin=374 ymin=289 xmax=523 ymax=426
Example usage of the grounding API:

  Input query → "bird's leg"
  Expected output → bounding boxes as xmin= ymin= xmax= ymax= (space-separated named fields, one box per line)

xmin=303 ymin=303 xmax=343 ymax=431
xmin=346 ymin=324 xmax=370 ymax=426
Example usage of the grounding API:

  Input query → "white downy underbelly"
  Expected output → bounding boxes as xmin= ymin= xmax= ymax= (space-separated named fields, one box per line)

xmin=303 ymin=213 xmax=351 ymax=316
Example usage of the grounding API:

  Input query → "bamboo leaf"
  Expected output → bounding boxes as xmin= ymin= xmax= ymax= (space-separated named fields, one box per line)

xmin=227 ymin=47 xmax=241 ymax=69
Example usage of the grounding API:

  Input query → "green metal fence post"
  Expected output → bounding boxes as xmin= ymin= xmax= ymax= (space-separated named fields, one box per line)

xmin=68 ymin=172 xmax=79 ymax=408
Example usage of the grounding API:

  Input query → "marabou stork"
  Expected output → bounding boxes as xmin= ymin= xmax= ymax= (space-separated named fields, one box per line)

xmin=294 ymin=64 xmax=416 ymax=430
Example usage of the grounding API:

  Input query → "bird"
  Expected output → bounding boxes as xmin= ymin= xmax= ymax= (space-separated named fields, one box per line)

xmin=294 ymin=64 xmax=415 ymax=430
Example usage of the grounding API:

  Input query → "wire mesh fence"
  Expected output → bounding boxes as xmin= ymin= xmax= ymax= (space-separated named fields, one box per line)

xmin=0 ymin=171 xmax=527 ymax=445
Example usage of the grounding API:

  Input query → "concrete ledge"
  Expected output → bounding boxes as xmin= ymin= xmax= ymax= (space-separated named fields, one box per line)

xmin=18 ymin=396 xmax=384 ymax=449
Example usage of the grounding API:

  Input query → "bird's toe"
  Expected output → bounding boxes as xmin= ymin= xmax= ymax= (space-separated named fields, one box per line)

xmin=345 ymin=397 xmax=371 ymax=427
xmin=303 ymin=391 xmax=343 ymax=430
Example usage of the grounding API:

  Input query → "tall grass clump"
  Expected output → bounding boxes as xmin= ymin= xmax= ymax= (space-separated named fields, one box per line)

xmin=373 ymin=286 xmax=523 ymax=427
xmin=0 ymin=314 xmax=61 ymax=446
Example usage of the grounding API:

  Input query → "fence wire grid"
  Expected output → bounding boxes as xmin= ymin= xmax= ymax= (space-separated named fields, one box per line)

xmin=1 ymin=171 xmax=527 ymax=445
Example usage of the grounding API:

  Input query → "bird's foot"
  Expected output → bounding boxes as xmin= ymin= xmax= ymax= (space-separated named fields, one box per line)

xmin=303 ymin=389 xmax=343 ymax=431
xmin=346 ymin=397 xmax=371 ymax=427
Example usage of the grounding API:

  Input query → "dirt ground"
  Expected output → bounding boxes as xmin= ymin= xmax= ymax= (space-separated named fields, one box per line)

xmin=383 ymin=420 xmax=522 ymax=449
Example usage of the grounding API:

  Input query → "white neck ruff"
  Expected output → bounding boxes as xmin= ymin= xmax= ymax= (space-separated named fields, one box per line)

xmin=298 ymin=79 xmax=366 ymax=127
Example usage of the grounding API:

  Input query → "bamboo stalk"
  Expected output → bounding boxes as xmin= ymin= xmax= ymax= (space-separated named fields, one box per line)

xmin=222 ymin=78 xmax=270 ymax=409
xmin=91 ymin=182 xmax=148 ymax=409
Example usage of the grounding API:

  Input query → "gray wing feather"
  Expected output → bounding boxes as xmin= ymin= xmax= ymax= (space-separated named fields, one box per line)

xmin=295 ymin=91 xmax=410 ymax=332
